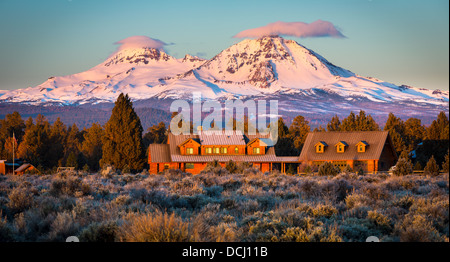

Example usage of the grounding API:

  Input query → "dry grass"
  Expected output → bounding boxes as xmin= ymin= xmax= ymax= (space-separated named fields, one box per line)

xmin=0 ymin=169 xmax=448 ymax=242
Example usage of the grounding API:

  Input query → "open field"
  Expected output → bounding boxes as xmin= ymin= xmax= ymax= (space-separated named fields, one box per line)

xmin=0 ymin=167 xmax=448 ymax=242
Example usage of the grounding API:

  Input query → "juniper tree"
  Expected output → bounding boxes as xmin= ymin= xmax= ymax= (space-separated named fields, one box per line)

xmin=424 ymin=155 xmax=440 ymax=176
xmin=442 ymin=151 xmax=449 ymax=173
xmin=384 ymin=113 xmax=406 ymax=154
xmin=327 ymin=115 xmax=341 ymax=132
xmin=81 ymin=123 xmax=104 ymax=171
xmin=288 ymin=115 xmax=310 ymax=152
xmin=101 ymin=93 xmax=145 ymax=172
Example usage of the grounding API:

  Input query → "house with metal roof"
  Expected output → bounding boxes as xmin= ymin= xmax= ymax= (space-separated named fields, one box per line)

xmin=299 ymin=131 xmax=397 ymax=172
xmin=148 ymin=130 xmax=398 ymax=174
xmin=148 ymin=130 xmax=298 ymax=174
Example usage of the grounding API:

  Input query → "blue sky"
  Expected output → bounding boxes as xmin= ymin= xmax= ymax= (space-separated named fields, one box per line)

xmin=0 ymin=0 xmax=448 ymax=91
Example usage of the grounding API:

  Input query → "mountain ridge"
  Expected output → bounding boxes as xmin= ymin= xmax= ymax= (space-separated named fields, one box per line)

xmin=0 ymin=36 xmax=448 ymax=114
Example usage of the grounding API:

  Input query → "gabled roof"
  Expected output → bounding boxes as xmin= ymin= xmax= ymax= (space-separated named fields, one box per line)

xmin=356 ymin=141 xmax=369 ymax=146
xmin=299 ymin=131 xmax=394 ymax=161
xmin=15 ymin=163 xmax=34 ymax=173
xmin=335 ymin=141 xmax=348 ymax=147
xmin=314 ymin=141 xmax=328 ymax=147
xmin=199 ymin=130 xmax=246 ymax=145
xmin=178 ymin=138 xmax=201 ymax=147
xmin=247 ymin=137 xmax=277 ymax=147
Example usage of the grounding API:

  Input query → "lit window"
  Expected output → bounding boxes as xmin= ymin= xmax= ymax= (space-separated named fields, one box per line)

xmin=214 ymin=147 xmax=220 ymax=154
xmin=253 ymin=147 xmax=260 ymax=154
xmin=186 ymin=163 xmax=194 ymax=169
xmin=235 ymin=147 xmax=239 ymax=154
xmin=205 ymin=147 xmax=212 ymax=154
xmin=221 ymin=147 xmax=228 ymax=154
xmin=186 ymin=148 xmax=194 ymax=155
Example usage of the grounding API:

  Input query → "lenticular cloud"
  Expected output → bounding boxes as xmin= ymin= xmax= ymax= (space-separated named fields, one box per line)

xmin=233 ymin=20 xmax=345 ymax=38
xmin=113 ymin=36 xmax=167 ymax=52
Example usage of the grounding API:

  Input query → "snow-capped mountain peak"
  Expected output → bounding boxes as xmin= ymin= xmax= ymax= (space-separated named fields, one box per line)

xmin=0 ymin=36 xmax=448 ymax=109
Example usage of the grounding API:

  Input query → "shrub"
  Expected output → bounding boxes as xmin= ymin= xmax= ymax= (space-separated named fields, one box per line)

xmin=7 ymin=187 xmax=33 ymax=213
xmin=424 ymin=156 xmax=440 ymax=176
xmin=393 ymin=158 xmax=413 ymax=176
xmin=0 ymin=211 xmax=14 ymax=242
xmin=47 ymin=211 xmax=80 ymax=242
xmin=318 ymin=162 xmax=339 ymax=176
xmin=343 ymin=164 xmax=353 ymax=174
xmin=118 ymin=211 xmax=193 ymax=242
xmin=395 ymin=214 xmax=444 ymax=242
xmin=357 ymin=168 xmax=365 ymax=176
xmin=367 ymin=210 xmax=392 ymax=233
xmin=79 ymin=221 xmax=118 ymax=242
xmin=225 ymin=160 xmax=238 ymax=174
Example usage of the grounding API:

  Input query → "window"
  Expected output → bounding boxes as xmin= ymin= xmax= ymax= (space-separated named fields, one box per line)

xmin=186 ymin=147 xmax=194 ymax=155
xmin=356 ymin=141 xmax=368 ymax=153
xmin=214 ymin=147 xmax=220 ymax=154
xmin=358 ymin=145 xmax=364 ymax=152
xmin=315 ymin=142 xmax=326 ymax=153
xmin=338 ymin=145 xmax=343 ymax=152
xmin=186 ymin=163 xmax=195 ymax=169
xmin=221 ymin=147 xmax=228 ymax=154
xmin=164 ymin=164 xmax=170 ymax=170
xmin=235 ymin=147 xmax=239 ymax=154
xmin=253 ymin=147 xmax=260 ymax=154
xmin=205 ymin=147 xmax=212 ymax=154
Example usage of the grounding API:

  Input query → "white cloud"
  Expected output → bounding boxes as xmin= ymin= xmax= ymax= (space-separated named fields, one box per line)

xmin=113 ymin=36 xmax=167 ymax=52
xmin=233 ymin=20 xmax=345 ymax=39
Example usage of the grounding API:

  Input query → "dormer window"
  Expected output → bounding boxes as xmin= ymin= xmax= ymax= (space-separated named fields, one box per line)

xmin=253 ymin=147 xmax=260 ymax=154
xmin=314 ymin=141 xmax=328 ymax=153
xmin=356 ymin=141 xmax=369 ymax=153
xmin=335 ymin=141 xmax=348 ymax=153
xmin=186 ymin=148 xmax=194 ymax=155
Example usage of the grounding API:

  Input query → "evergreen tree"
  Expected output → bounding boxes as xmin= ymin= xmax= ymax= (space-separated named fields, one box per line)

xmin=0 ymin=112 xmax=25 ymax=160
xmin=313 ymin=126 xmax=326 ymax=132
xmin=393 ymin=156 xmax=413 ymax=176
xmin=48 ymin=117 xmax=67 ymax=167
xmin=424 ymin=155 xmax=440 ymax=176
xmin=340 ymin=111 xmax=357 ymax=131
xmin=277 ymin=117 xmax=289 ymax=138
xmin=340 ymin=111 xmax=379 ymax=131
xmin=384 ymin=113 xmax=406 ymax=154
xmin=404 ymin=117 xmax=426 ymax=151
xmin=274 ymin=117 xmax=298 ymax=156
xmin=426 ymin=111 xmax=449 ymax=140
xmin=442 ymin=150 xmax=449 ymax=173
xmin=17 ymin=114 xmax=51 ymax=168
xmin=81 ymin=123 xmax=104 ymax=171
xmin=356 ymin=110 xmax=380 ymax=131
xmin=101 ymin=93 xmax=145 ymax=171
xmin=143 ymin=121 xmax=167 ymax=147
xmin=288 ymin=115 xmax=310 ymax=152
xmin=327 ymin=115 xmax=341 ymax=132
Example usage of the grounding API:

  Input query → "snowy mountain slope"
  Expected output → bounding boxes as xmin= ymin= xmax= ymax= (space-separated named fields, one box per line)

xmin=0 ymin=36 xmax=448 ymax=108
